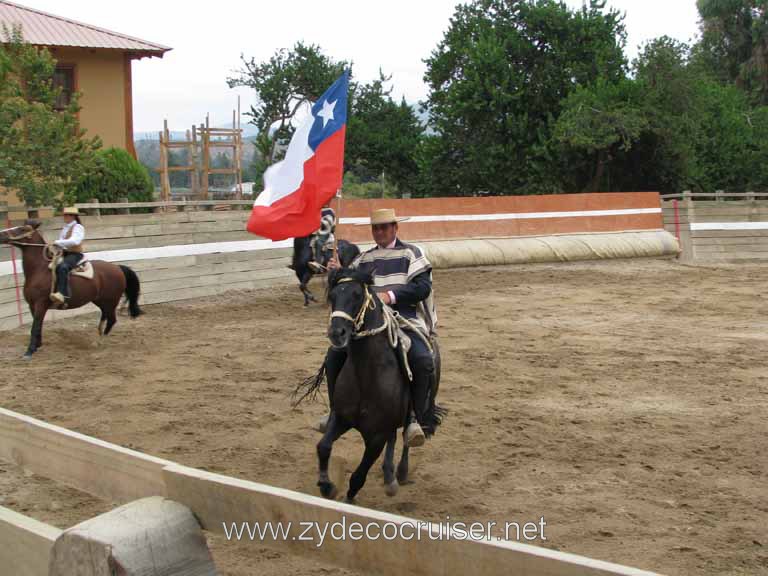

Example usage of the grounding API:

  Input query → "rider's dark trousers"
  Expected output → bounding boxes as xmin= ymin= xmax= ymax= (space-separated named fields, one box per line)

xmin=325 ymin=329 xmax=434 ymax=422
xmin=56 ymin=252 xmax=84 ymax=298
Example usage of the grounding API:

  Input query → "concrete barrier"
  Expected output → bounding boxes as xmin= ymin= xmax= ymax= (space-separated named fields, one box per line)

xmin=49 ymin=497 xmax=218 ymax=576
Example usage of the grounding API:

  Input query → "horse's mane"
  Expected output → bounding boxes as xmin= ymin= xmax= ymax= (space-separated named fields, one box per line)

xmin=326 ymin=268 xmax=374 ymax=303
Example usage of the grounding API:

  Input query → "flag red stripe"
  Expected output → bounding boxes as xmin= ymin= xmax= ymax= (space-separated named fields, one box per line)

xmin=247 ymin=126 xmax=346 ymax=241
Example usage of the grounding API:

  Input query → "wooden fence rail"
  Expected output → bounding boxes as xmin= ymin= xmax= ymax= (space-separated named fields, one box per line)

xmin=0 ymin=407 xmax=659 ymax=576
xmin=74 ymin=199 xmax=253 ymax=216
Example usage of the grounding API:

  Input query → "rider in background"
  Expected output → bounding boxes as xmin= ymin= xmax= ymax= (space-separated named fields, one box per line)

xmin=327 ymin=208 xmax=437 ymax=447
xmin=309 ymin=204 xmax=336 ymax=272
xmin=50 ymin=207 xmax=85 ymax=305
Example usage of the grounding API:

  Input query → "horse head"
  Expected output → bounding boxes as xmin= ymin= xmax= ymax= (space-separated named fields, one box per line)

xmin=0 ymin=219 xmax=42 ymax=245
xmin=326 ymin=268 xmax=375 ymax=349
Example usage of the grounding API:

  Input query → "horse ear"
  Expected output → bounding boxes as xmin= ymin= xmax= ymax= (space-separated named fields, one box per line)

xmin=24 ymin=219 xmax=41 ymax=230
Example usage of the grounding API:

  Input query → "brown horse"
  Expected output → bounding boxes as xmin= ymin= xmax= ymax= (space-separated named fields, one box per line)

xmin=0 ymin=220 xmax=142 ymax=359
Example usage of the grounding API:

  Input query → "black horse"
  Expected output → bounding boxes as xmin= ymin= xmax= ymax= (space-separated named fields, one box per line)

xmin=291 ymin=235 xmax=359 ymax=306
xmin=294 ymin=268 xmax=444 ymax=502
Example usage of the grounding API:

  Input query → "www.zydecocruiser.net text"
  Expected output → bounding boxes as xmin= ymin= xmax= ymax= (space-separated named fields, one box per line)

xmin=223 ymin=516 xmax=547 ymax=547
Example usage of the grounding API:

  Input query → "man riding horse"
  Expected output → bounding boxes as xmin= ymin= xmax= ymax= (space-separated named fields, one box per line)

xmin=50 ymin=207 xmax=86 ymax=306
xmin=308 ymin=205 xmax=336 ymax=273
xmin=327 ymin=208 xmax=438 ymax=447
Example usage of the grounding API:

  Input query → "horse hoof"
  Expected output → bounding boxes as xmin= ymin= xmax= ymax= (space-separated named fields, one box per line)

xmin=22 ymin=353 xmax=32 ymax=360
xmin=345 ymin=495 xmax=356 ymax=505
xmin=318 ymin=481 xmax=337 ymax=500
xmin=385 ymin=481 xmax=399 ymax=497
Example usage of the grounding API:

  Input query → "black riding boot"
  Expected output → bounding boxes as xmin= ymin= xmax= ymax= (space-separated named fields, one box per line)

xmin=411 ymin=364 xmax=434 ymax=436
xmin=57 ymin=266 xmax=71 ymax=299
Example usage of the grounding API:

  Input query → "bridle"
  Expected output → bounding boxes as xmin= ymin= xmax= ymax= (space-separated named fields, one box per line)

xmin=0 ymin=226 xmax=57 ymax=261
xmin=0 ymin=226 xmax=44 ymax=246
xmin=329 ymin=277 xmax=379 ymax=333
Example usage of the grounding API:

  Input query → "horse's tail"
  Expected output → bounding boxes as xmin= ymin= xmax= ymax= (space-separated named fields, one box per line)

xmin=119 ymin=265 xmax=142 ymax=318
xmin=292 ymin=361 xmax=326 ymax=408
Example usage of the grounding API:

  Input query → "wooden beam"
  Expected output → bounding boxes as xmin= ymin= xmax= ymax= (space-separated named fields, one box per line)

xmin=0 ymin=407 xmax=172 ymax=503
xmin=123 ymin=54 xmax=136 ymax=160
xmin=0 ymin=410 xmax=657 ymax=576
xmin=163 ymin=464 xmax=657 ymax=576
xmin=0 ymin=505 xmax=62 ymax=576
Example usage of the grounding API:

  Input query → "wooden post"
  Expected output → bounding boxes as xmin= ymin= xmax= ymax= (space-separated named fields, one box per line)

xmin=201 ymin=119 xmax=209 ymax=200
xmin=190 ymin=125 xmax=199 ymax=198
xmin=679 ymin=190 xmax=695 ymax=261
xmin=715 ymin=189 xmax=724 ymax=202
xmin=89 ymin=198 xmax=101 ymax=218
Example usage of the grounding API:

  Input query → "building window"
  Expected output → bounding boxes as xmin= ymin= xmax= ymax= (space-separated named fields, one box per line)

xmin=53 ymin=65 xmax=75 ymax=110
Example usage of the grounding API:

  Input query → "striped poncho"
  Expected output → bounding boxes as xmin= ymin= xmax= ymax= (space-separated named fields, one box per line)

xmin=351 ymin=239 xmax=437 ymax=336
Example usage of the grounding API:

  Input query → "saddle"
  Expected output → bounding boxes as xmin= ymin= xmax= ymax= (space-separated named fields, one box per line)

xmin=48 ymin=257 xmax=94 ymax=279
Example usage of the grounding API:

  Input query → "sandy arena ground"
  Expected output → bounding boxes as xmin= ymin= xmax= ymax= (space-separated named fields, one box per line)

xmin=1 ymin=258 xmax=766 ymax=575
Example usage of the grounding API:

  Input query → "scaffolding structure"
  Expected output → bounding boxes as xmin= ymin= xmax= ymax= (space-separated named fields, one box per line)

xmin=157 ymin=106 xmax=243 ymax=201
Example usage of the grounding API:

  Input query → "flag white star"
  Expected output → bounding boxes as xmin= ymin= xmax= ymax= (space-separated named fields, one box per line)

xmin=317 ymin=98 xmax=337 ymax=128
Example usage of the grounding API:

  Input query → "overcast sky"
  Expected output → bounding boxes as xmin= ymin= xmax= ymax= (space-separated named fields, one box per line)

xmin=20 ymin=0 xmax=701 ymax=132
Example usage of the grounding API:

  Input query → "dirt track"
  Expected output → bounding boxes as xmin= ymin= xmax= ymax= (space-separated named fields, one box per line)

xmin=1 ymin=258 xmax=767 ymax=575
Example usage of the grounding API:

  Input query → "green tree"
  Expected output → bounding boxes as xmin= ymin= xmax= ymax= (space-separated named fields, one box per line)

xmin=695 ymin=0 xmax=768 ymax=104
xmin=346 ymin=73 xmax=424 ymax=194
xmin=0 ymin=25 xmax=100 ymax=206
xmin=554 ymin=78 xmax=647 ymax=192
xmin=422 ymin=0 xmax=628 ymax=196
xmin=229 ymin=44 xmax=423 ymax=196
xmin=74 ymin=147 xmax=154 ymax=204
xmin=554 ymin=35 xmax=763 ymax=194
xmin=227 ymin=42 xmax=349 ymax=163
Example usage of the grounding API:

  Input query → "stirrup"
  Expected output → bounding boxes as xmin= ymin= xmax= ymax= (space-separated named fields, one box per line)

xmin=308 ymin=261 xmax=324 ymax=273
xmin=405 ymin=422 xmax=425 ymax=447
xmin=50 ymin=292 xmax=65 ymax=304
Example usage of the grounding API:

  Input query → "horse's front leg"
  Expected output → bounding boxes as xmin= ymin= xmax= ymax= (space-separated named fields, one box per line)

xmin=347 ymin=434 xmax=388 ymax=503
xmin=317 ymin=412 xmax=349 ymax=499
xmin=397 ymin=426 xmax=411 ymax=484
xmin=382 ymin=433 xmax=399 ymax=496
xmin=299 ymin=270 xmax=317 ymax=306
xmin=24 ymin=304 xmax=48 ymax=359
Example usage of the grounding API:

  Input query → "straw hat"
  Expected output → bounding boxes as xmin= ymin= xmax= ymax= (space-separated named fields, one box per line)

xmin=356 ymin=208 xmax=410 ymax=226
xmin=62 ymin=207 xmax=81 ymax=216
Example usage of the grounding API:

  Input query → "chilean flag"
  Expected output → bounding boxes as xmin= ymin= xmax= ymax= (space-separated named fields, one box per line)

xmin=246 ymin=71 xmax=349 ymax=241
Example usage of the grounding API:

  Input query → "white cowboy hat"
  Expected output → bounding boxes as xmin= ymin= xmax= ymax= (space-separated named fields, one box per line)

xmin=62 ymin=207 xmax=81 ymax=216
xmin=355 ymin=208 xmax=410 ymax=226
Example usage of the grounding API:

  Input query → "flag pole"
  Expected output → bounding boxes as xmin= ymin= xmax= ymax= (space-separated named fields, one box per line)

xmin=333 ymin=187 xmax=342 ymax=262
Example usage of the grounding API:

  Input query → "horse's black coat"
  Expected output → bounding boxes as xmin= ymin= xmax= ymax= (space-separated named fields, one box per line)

xmin=292 ymin=235 xmax=360 ymax=306
xmin=294 ymin=269 xmax=444 ymax=502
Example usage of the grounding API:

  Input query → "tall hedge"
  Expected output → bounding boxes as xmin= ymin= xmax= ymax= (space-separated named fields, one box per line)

xmin=75 ymin=147 xmax=154 ymax=203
